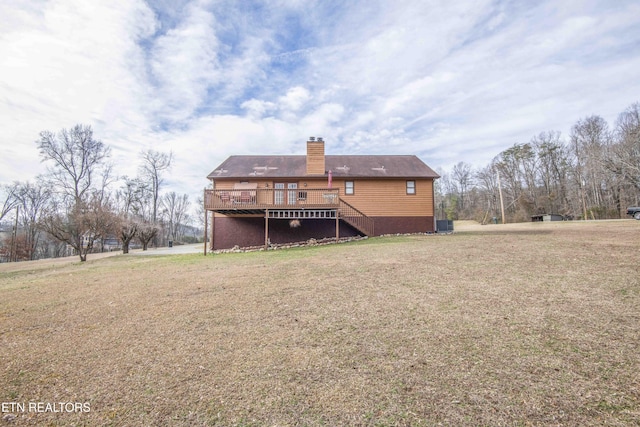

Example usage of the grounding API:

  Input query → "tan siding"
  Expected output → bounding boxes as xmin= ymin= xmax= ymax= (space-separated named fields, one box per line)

xmin=296 ymin=178 xmax=330 ymax=189
xmin=213 ymin=180 xmax=269 ymax=190
xmin=212 ymin=177 xmax=434 ymax=217
xmin=284 ymin=178 xmax=434 ymax=217
xmin=333 ymin=179 xmax=434 ymax=217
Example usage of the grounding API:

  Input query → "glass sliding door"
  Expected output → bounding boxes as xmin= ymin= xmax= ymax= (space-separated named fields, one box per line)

xmin=274 ymin=183 xmax=298 ymax=205
xmin=274 ymin=183 xmax=285 ymax=205
xmin=287 ymin=183 xmax=297 ymax=205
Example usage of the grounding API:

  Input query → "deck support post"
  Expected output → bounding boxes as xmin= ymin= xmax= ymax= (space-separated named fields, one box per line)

xmin=214 ymin=211 xmax=216 ymax=251
xmin=204 ymin=207 xmax=208 ymax=256
xmin=335 ymin=209 xmax=339 ymax=242
xmin=265 ymin=209 xmax=269 ymax=249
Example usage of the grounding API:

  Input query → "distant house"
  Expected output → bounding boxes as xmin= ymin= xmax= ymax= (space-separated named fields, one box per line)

xmin=203 ymin=137 xmax=440 ymax=250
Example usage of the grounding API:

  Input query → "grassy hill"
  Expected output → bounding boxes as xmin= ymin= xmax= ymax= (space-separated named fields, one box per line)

xmin=1 ymin=220 xmax=638 ymax=426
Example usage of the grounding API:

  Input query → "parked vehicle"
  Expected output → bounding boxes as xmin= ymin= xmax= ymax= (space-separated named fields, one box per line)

xmin=627 ymin=207 xmax=640 ymax=220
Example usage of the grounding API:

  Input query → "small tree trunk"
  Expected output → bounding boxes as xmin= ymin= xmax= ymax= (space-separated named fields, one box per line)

xmin=122 ymin=233 xmax=135 ymax=254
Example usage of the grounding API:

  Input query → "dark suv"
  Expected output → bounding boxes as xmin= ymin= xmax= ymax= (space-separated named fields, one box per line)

xmin=627 ymin=207 xmax=640 ymax=220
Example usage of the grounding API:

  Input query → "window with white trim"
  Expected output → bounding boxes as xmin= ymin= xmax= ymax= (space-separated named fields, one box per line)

xmin=345 ymin=181 xmax=354 ymax=195
xmin=406 ymin=180 xmax=416 ymax=195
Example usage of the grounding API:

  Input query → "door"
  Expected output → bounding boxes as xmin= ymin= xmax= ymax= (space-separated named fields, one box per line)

xmin=274 ymin=183 xmax=298 ymax=205
xmin=274 ymin=183 xmax=285 ymax=205
xmin=287 ymin=183 xmax=298 ymax=205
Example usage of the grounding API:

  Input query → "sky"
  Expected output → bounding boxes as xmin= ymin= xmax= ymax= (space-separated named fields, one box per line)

xmin=1 ymin=0 xmax=640 ymax=212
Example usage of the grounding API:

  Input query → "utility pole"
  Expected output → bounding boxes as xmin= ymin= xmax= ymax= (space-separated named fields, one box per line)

xmin=203 ymin=194 xmax=208 ymax=256
xmin=497 ymin=170 xmax=506 ymax=224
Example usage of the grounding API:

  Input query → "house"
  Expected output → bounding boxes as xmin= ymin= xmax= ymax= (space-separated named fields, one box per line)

xmin=203 ymin=137 xmax=440 ymax=251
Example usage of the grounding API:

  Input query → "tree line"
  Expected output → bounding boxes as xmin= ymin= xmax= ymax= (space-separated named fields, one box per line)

xmin=436 ymin=102 xmax=640 ymax=223
xmin=0 ymin=124 xmax=196 ymax=262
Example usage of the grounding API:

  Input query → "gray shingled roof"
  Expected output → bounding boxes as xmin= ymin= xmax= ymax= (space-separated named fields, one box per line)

xmin=207 ymin=155 xmax=439 ymax=179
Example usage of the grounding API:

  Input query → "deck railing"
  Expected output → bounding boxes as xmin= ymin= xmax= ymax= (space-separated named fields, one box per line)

xmin=204 ymin=188 xmax=340 ymax=210
xmin=339 ymin=199 xmax=375 ymax=236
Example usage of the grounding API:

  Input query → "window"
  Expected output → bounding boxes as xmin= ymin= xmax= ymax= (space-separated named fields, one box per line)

xmin=345 ymin=181 xmax=354 ymax=195
xmin=406 ymin=180 xmax=416 ymax=195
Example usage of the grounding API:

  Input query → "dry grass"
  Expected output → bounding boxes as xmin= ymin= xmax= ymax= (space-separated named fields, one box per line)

xmin=1 ymin=220 xmax=639 ymax=426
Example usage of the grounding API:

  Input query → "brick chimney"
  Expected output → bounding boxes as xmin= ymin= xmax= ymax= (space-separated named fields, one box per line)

xmin=306 ymin=137 xmax=325 ymax=175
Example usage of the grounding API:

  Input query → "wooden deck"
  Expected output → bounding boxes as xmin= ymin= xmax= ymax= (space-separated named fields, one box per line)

xmin=203 ymin=188 xmax=374 ymax=254
xmin=204 ymin=188 xmax=340 ymax=211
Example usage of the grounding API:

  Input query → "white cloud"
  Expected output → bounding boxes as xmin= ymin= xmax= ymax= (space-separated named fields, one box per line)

xmin=148 ymin=0 xmax=220 ymax=123
xmin=241 ymin=99 xmax=277 ymax=119
xmin=279 ymin=86 xmax=311 ymax=112
xmin=1 ymin=0 xmax=640 ymax=215
xmin=0 ymin=0 xmax=157 ymax=184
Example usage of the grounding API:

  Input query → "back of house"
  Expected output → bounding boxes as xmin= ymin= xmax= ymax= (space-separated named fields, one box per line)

xmin=204 ymin=137 xmax=439 ymax=250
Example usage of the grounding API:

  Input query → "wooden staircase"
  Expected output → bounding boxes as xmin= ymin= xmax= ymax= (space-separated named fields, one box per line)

xmin=338 ymin=199 xmax=375 ymax=236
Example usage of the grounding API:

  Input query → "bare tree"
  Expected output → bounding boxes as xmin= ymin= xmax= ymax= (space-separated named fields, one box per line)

xmin=494 ymin=144 xmax=527 ymax=220
xmin=139 ymin=150 xmax=172 ymax=224
xmin=607 ymin=103 xmax=640 ymax=191
xmin=531 ymin=131 xmax=571 ymax=215
xmin=114 ymin=177 xmax=142 ymax=254
xmin=13 ymin=181 xmax=51 ymax=260
xmin=137 ymin=221 xmax=159 ymax=251
xmin=37 ymin=125 xmax=111 ymax=204
xmin=434 ymin=169 xmax=458 ymax=220
xmin=119 ymin=220 xmax=138 ymax=254
xmin=569 ymin=115 xmax=611 ymax=217
xmin=452 ymin=161 xmax=473 ymax=212
xmin=195 ymin=196 xmax=205 ymax=228
xmin=41 ymin=193 xmax=116 ymax=261
xmin=437 ymin=101 xmax=639 ymax=222
xmin=36 ymin=124 xmax=113 ymax=261
xmin=1 ymin=183 xmax=19 ymax=223
xmin=475 ymin=163 xmax=499 ymax=222
xmin=161 ymin=192 xmax=190 ymax=242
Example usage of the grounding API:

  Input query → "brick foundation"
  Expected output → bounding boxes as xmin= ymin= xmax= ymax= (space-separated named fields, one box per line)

xmin=211 ymin=215 xmax=435 ymax=250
